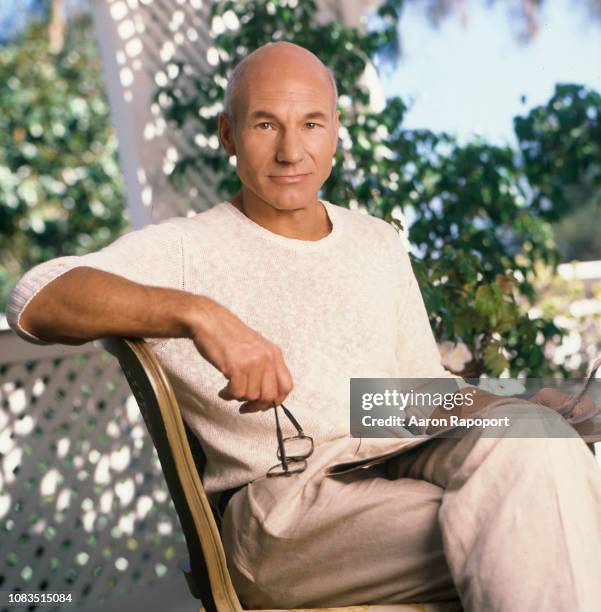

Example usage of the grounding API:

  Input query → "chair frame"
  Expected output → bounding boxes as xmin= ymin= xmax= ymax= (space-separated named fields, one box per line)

xmin=101 ymin=336 xmax=242 ymax=612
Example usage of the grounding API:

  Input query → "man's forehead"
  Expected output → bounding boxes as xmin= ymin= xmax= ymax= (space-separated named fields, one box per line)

xmin=246 ymin=74 xmax=331 ymax=95
xmin=244 ymin=82 xmax=333 ymax=114
xmin=247 ymin=89 xmax=330 ymax=105
xmin=241 ymin=104 xmax=332 ymax=125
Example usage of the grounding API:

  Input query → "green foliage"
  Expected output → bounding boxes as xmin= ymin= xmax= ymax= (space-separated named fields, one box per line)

xmin=155 ymin=0 xmax=601 ymax=377
xmin=0 ymin=15 xmax=127 ymax=310
xmin=515 ymin=84 xmax=601 ymax=220
xmin=514 ymin=84 xmax=601 ymax=261
xmin=552 ymin=198 xmax=601 ymax=262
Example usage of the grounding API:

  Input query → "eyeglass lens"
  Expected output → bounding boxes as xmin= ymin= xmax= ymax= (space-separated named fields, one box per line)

xmin=277 ymin=436 xmax=313 ymax=460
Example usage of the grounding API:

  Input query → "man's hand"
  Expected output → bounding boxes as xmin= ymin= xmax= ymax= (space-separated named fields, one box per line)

xmin=188 ymin=297 xmax=293 ymax=413
xmin=423 ymin=384 xmax=599 ymax=436
xmin=529 ymin=387 xmax=597 ymax=422
xmin=423 ymin=386 xmax=530 ymax=434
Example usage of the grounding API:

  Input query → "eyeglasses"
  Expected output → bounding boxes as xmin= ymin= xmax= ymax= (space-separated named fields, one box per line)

xmin=267 ymin=403 xmax=314 ymax=477
xmin=559 ymin=355 xmax=601 ymax=423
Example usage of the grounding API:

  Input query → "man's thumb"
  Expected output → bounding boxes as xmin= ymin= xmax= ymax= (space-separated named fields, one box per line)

xmin=218 ymin=385 xmax=233 ymax=400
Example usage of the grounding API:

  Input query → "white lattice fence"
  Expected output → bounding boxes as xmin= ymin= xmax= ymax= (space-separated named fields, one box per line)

xmin=0 ymin=331 xmax=188 ymax=611
xmin=91 ymin=0 xmax=223 ymax=227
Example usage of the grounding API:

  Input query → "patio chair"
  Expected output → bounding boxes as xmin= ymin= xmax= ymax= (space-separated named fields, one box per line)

xmin=100 ymin=336 xmax=463 ymax=612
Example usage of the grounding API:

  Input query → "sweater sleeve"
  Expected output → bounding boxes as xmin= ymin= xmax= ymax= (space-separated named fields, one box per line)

xmin=6 ymin=218 xmax=186 ymax=345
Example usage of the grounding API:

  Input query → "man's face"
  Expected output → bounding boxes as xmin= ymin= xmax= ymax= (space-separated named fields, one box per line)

xmin=219 ymin=55 xmax=340 ymax=212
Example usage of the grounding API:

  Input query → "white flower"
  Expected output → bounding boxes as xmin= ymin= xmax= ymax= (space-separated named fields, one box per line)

xmin=438 ymin=341 xmax=472 ymax=373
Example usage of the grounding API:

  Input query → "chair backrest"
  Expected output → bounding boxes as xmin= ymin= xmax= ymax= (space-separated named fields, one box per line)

xmin=100 ymin=337 xmax=243 ymax=612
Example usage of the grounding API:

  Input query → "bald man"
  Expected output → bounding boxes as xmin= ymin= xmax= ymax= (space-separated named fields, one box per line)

xmin=8 ymin=42 xmax=601 ymax=611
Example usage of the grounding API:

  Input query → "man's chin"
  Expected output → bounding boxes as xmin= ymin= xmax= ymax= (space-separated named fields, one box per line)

xmin=258 ymin=189 xmax=318 ymax=212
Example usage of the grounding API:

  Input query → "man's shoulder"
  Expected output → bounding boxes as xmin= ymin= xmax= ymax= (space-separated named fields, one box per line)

xmin=327 ymin=200 xmax=399 ymax=245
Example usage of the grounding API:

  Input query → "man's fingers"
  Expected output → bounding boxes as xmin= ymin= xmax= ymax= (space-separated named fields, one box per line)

xmin=260 ymin=367 xmax=279 ymax=405
xmin=218 ymin=386 xmax=233 ymax=401
xmin=244 ymin=362 xmax=263 ymax=401
xmin=240 ymin=400 xmax=274 ymax=414
xmin=571 ymin=395 xmax=597 ymax=420
xmin=239 ymin=363 xmax=284 ymax=414
xmin=218 ymin=372 xmax=248 ymax=401
xmin=274 ymin=353 xmax=294 ymax=405
xmin=530 ymin=387 xmax=597 ymax=421
xmin=530 ymin=388 xmax=568 ymax=409
xmin=215 ymin=338 xmax=292 ymax=411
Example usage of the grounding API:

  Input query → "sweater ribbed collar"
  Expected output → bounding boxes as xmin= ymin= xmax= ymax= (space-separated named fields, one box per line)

xmin=220 ymin=199 xmax=342 ymax=252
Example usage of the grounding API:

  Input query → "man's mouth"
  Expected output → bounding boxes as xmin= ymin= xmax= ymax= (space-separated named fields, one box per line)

xmin=269 ymin=173 xmax=310 ymax=184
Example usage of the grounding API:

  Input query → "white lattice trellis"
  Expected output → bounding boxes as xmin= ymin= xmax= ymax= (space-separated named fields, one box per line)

xmin=0 ymin=333 xmax=188 ymax=611
xmin=91 ymin=0 xmax=222 ymax=226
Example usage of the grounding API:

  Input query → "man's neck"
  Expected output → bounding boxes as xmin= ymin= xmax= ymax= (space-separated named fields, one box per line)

xmin=231 ymin=191 xmax=332 ymax=241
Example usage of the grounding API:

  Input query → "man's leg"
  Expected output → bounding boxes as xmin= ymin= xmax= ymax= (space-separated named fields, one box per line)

xmin=385 ymin=402 xmax=601 ymax=612
xmin=221 ymin=438 xmax=460 ymax=609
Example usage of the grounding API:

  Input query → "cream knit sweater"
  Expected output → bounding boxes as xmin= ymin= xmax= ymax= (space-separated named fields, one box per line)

xmin=7 ymin=200 xmax=457 ymax=495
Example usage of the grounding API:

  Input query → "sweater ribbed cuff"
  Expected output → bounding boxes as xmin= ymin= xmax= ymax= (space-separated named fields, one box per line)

xmin=6 ymin=256 xmax=82 ymax=345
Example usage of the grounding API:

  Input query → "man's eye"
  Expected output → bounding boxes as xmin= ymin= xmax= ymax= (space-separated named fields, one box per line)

xmin=306 ymin=122 xmax=319 ymax=129
xmin=257 ymin=122 xmax=271 ymax=130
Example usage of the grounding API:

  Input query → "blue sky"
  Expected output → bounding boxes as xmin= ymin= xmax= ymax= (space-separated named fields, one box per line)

xmin=0 ymin=0 xmax=44 ymax=42
xmin=0 ymin=0 xmax=86 ymax=42
xmin=375 ymin=0 xmax=601 ymax=147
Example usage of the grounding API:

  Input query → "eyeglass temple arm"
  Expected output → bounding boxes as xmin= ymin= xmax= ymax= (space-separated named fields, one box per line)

xmin=273 ymin=404 xmax=289 ymax=472
xmin=280 ymin=403 xmax=306 ymax=436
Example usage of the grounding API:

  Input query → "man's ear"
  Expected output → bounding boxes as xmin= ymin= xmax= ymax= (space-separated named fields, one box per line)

xmin=218 ymin=112 xmax=236 ymax=156
xmin=332 ymin=109 xmax=341 ymax=154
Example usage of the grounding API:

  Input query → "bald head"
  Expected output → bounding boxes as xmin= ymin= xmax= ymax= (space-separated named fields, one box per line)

xmin=223 ymin=41 xmax=338 ymax=128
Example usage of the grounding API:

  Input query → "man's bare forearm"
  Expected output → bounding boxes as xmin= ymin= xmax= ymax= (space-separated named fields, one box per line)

xmin=19 ymin=266 xmax=206 ymax=345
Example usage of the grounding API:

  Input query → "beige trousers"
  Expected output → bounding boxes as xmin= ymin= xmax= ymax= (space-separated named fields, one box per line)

xmin=221 ymin=404 xmax=601 ymax=611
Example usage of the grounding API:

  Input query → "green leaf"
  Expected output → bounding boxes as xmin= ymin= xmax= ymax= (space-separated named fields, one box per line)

xmin=483 ymin=341 xmax=510 ymax=376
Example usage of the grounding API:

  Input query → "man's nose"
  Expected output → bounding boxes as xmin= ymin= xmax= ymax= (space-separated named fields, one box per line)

xmin=275 ymin=129 xmax=304 ymax=164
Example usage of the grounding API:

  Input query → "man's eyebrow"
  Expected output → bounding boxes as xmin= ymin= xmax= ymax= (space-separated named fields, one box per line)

xmin=248 ymin=110 xmax=329 ymax=122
